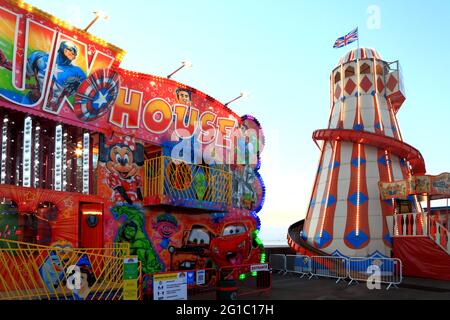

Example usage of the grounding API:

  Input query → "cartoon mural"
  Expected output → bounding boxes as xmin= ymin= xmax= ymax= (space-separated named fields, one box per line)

xmin=39 ymin=240 xmax=74 ymax=293
xmin=151 ymin=213 xmax=181 ymax=254
xmin=100 ymin=134 xmax=145 ymax=205
xmin=71 ymin=254 xmax=96 ymax=300
xmin=113 ymin=205 xmax=162 ymax=274
xmin=37 ymin=240 xmax=97 ymax=300
xmin=210 ymin=222 xmax=252 ymax=267
xmin=172 ymin=224 xmax=215 ymax=271
xmin=145 ymin=209 xmax=263 ymax=272
xmin=232 ymin=165 xmax=264 ymax=211
xmin=176 ymin=88 xmax=193 ymax=107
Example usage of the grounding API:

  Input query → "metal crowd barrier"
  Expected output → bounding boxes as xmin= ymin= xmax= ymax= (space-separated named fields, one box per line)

xmin=309 ymin=256 xmax=348 ymax=283
xmin=285 ymin=255 xmax=311 ymax=278
xmin=269 ymin=254 xmax=287 ymax=274
xmin=278 ymin=253 xmax=403 ymax=290
xmin=347 ymin=257 xmax=403 ymax=290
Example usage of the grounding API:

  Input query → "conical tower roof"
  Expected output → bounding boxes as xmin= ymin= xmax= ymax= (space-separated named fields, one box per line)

xmin=338 ymin=48 xmax=382 ymax=65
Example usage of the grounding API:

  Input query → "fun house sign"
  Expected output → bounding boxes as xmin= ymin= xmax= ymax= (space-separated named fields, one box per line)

xmin=0 ymin=1 xmax=263 ymax=163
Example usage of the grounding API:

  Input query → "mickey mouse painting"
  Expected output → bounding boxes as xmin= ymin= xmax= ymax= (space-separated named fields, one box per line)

xmin=100 ymin=134 xmax=145 ymax=205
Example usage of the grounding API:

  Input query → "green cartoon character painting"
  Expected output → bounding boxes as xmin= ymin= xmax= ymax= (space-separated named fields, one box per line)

xmin=113 ymin=205 xmax=163 ymax=274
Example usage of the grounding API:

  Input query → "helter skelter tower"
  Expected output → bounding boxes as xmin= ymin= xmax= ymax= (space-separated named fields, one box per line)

xmin=300 ymin=48 xmax=426 ymax=258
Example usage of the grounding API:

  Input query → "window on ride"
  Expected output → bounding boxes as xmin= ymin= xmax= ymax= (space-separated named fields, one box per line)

xmin=345 ymin=66 xmax=355 ymax=78
xmin=334 ymin=72 xmax=341 ymax=83
xmin=376 ymin=64 xmax=384 ymax=75
xmin=360 ymin=63 xmax=371 ymax=74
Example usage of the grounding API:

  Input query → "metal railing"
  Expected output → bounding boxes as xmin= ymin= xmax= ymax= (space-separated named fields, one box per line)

xmin=272 ymin=254 xmax=403 ymax=290
xmin=309 ymin=256 xmax=348 ymax=283
xmin=393 ymin=213 xmax=428 ymax=237
xmin=0 ymin=240 xmax=137 ymax=300
xmin=347 ymin=257 xmax=403 ymax=290
xmin=429 ymin=218 xmax=450 ymax=255
xmin=392 ymin=213 xmax=450 ymax=256
xmin=143 ymin=156 xmax=232 ymax=208
xmin=286 ymin=255 xmax=311 ymax=278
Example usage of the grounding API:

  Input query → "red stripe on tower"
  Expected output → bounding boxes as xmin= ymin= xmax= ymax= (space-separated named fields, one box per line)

xmin=377 ymin=148 xmax=395 ymax=247
xmin=313 ymin=141 xmax=342 ymax=249
xmin=344 ymin=143 xmax=370 ymax=249
xmin=372 ymin=59 xmax=384 ymax=135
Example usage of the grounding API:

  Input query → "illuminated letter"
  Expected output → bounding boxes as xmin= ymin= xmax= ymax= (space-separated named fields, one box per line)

xmin=143 ymin=98 xmax=173 ymax=134
xmin=173 ymin=104 xmax=200 ymax=139
xmin=110 ymin=88 xmax=142 ymax=128
xmin=216 ymin=117 xmax=237 ymax=149
xmin=198 ymin=111 xmax=217 ymax=144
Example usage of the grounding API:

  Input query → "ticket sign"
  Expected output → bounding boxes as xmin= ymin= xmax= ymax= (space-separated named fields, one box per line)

xmin=250 ymin=264 xmax=269 ymax=272
xmin=153 ymin=272 xmax=187 ymax=301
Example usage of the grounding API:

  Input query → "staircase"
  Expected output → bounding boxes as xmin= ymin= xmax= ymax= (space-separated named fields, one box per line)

xmin=392 ymin=213 xmax=450 ymax=281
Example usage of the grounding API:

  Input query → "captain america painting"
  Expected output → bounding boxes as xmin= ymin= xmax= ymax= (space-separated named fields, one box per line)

xmin=0 ymin=40 xmax=86 ymax=110
xmin=45 ymin=41 xmax=87 ymax=112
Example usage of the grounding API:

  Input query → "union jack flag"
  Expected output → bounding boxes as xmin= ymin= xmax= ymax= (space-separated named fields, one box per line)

xmin=333 ymin=28 xmax=359 ymax=49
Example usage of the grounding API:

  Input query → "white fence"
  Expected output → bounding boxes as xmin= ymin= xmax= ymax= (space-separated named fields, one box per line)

xmin=429 ymin=219 xmax=450 ymax=255
xmin=392 ymin=213 xmax=450 ymax=256
xmin=270 ymin=254 xmax=403 ymax=290
xmin=393 ymin=213 xmax=428 ymax=237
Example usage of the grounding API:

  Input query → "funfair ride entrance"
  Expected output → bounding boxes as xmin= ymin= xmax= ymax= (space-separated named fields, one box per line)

xmin=380 ymin=173 xmax=450 ymax=280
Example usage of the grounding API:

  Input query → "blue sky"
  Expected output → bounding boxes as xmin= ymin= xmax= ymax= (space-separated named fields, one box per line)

xmin=27 ymin=0 xmax=450 ymax=245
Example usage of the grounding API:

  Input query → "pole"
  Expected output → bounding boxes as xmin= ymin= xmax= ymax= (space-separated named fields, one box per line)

xmin=224 ymin=94 xmax=243 ymax=107
xmin=357 ymin=27 xmax=360 ymax=51
xmin=84 ymin=16 xmax=100 ymax=32
xmin=167 ymin=65 xmax=185 ymax=79
xmin=427 ymin=195 xmax=431 ymax=236
xmin=447 ymin=198 xmax=449 ymax=228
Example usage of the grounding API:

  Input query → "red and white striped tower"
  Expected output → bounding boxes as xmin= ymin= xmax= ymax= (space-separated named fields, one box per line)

xmin=302 ymin=48 xmax=426 ymax=257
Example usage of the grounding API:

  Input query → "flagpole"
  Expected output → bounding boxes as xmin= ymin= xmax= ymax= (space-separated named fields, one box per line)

xmin=357 ymin=27 xmax=360 ymax=51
